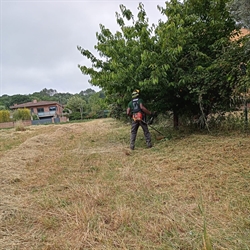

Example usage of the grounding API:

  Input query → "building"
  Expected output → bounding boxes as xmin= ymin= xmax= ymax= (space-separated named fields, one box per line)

xmin=10 ymin=100 xmax=64 ymax=120
xmin=232 ymin=28 xmax=250 ymax=41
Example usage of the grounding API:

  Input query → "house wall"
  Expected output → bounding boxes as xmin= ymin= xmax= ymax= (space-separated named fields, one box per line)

xmin=31 ymin=104 xmax=62 ymax=117
xmin=57 ymin=105 xmax=63 ymax=115
xmin=58 ymin=116 xmax=68 ymax=123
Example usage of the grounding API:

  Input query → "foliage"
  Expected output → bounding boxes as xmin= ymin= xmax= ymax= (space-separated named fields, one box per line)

xmin=0 ymin=88 xmax=98 ymax=108
xmin=65 ymin=91 xmax=108 ymax=120
xmin=39 ymin=88 xmax=58 ymax=97
xmin=12 ymin=108 xmax=31 ymax=121
xmin=153 ymin=0 xmax=238 ymax=119
xmin=68 ymin=111 xmax=82 ymax=121
xmin=78 ymin=2 xmax=155 ymax=107
xmin=66 ymin=96 xmax=87 ymax=120
xmin=78 ymin=0 xmax=243 ymax=128
xmin=32 ymin=114 xmax=39 ymax=120
xmin=227 ymin=32 xmax=250 ymax=118
xmin=66 ymin=96 xmax=86 ymax=112
xmin=109 ymin=103 xmax=126 ymax=120
xmin=0 ymin=110 xmax=11 ymax=123
xmin=79 ymin=88 xmax=96 ymax=97
xmin=87 ymin=92 xmax=108 ymax=117
xmin=97 ymin=110 xmax=110 ymax=118
xmin=0 ymin=94 xmax=32 ymax=109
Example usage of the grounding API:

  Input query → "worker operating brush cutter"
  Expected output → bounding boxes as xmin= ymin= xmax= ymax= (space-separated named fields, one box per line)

xmin=127 ymin=89 xmax=157 ymax=150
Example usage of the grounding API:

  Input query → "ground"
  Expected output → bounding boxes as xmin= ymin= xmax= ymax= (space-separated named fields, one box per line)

xmin=0 ymin=118 xmax=250 ymax=249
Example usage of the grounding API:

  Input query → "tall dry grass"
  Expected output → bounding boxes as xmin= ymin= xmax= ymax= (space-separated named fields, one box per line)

xmin=0 ymin=118 xmax=250 ymax=249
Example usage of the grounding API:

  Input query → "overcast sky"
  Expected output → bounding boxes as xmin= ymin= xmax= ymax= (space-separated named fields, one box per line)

xmin=1 ymin=0 xmax=165 ymax=96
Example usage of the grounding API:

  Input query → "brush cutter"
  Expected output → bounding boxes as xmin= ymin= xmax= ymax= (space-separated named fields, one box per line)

xmin=141 ymin=113 xmax=168 ymax=139
xmin=142 ymin=120 xmax=166 ymax=138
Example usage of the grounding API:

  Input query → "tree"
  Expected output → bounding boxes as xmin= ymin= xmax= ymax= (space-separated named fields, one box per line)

xmin=10 ymin=95 xmax=32 ymax=107
xmin=66 ymin=96 xmax=87 ymax=120
xmin=40 ymin=88 xmax=57 ymax=97
xmin=148 ymin=0 xmax=238 ymax=127
xmin=78 ymin=0 xmax=239 ymax=128
xmin=87 ymin=91 xmax=108 ymax=117
xmin=78 ymin=3 xmax=156 ymax=106
xmin=79 ymin=88 xmax=96 ymax=96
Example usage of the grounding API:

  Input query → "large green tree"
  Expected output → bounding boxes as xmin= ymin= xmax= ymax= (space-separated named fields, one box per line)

xmin=147 ymin=0 xmax=239 ymax=126
xmin=78 ymin=0 xmax=241 ymax=128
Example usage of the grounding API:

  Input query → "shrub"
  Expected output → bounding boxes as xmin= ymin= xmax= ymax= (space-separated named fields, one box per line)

xmin=69 ymin=111 xmax=81 ymax=120
xmin=13 ymin=108 xmax=31 ymax=121
xmin=32 ymin=114 xmax=39 ymax=120
xmin=0 ymin=110 xmax=11 ymax=123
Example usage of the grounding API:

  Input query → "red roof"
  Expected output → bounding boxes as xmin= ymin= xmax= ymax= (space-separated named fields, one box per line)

xmin=10 ymin=100 xmax=61 ymax=109
xmin=231 ymin=28 xmax=250 ymax=41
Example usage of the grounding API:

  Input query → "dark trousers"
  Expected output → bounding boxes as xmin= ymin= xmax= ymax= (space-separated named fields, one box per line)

xmin=130 ymin=120 xmax=151 ymax=148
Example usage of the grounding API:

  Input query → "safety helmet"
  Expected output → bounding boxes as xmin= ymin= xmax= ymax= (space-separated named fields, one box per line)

xmin=132 ymin=89 xmax=139 ymax=98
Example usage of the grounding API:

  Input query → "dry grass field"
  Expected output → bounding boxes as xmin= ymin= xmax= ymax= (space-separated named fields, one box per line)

xmin=0 ymin=118 xmax=250 ymax=250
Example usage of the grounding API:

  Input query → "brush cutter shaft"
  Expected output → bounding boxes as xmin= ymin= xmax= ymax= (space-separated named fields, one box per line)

xmin=141 ymin=120 xmax=165 ymax=137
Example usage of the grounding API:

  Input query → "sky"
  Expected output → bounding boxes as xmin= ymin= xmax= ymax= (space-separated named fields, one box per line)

xmin=1 ymin=0 xmax=166 ymax=97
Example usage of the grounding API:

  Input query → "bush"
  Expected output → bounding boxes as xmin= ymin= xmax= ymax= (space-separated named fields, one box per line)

xmin=69 ymin=111 xmax=81 ymax=120
xmin=32 ymin=114 xmax=39 ymax=120
xmin=13 ymin=108 xmax=31 ymax=121
xmin=0 ymin=110 xmax=11 ymax=123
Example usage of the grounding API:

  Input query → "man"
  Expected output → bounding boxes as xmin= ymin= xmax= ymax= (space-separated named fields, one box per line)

xmin=127 ymin=89 xmax=154 ymax=150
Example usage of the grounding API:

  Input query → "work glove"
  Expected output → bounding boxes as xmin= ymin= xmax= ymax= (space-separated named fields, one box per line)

xmin=148 ymin=112 xmax=157 ymax=125
xmin=148 ymin=112 xmax=155 ymax=124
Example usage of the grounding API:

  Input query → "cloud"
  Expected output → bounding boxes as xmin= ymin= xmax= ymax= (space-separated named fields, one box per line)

xmin=1 ymin=0 xmax=165 ymax=96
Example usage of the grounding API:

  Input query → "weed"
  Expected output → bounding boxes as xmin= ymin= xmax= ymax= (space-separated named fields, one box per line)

xmin=199 ymin=197 xmax=213 ymax=250
xmin=14 ymin=120 xmax=26 ymax=131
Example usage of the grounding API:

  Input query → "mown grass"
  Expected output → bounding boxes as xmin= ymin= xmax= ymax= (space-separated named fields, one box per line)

xmin=0 ymin=118 xmax=250 ymax=249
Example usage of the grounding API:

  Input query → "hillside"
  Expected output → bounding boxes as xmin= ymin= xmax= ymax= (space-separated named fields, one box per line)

xmin=0 ymin=118 xmax=250 ymax=249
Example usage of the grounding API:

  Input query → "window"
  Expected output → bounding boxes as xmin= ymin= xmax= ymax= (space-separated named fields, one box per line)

xmin=49 ymin=106 xmax=57 ymax=111
xmin=37 ymin=108 xmax=44 ymax=113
